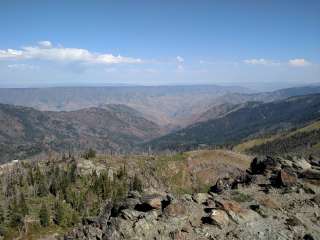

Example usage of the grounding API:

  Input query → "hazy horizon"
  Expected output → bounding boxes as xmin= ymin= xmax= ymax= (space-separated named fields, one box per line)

xmin=1 ymin=1 xmax=319 ymax=90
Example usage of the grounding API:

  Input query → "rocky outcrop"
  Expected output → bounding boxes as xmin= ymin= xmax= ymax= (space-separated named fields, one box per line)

xmin=64 ymin=155 xmax=320 ymax=240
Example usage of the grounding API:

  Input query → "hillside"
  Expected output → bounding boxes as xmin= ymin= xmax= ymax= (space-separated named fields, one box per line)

xmin=191 ymin=85 xmax=320 ymax=124
xmin=0 ymin=104 xmax=162 ymax=163
xmin=235 ymin=120 xmax=320 ymax=157
xmin=1 ymin=150 xmax=319 ymax=239
xmin=0 ymin=85 xmax=249 ymax=128
xmin=147 ymin=94 xmax=320 ymax=151
xmin=0 ymin=149 xmax=251 ymax=239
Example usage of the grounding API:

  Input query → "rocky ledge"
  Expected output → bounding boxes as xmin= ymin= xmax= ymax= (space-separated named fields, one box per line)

xmin=64 ymin=155 xmax=320 ymax=240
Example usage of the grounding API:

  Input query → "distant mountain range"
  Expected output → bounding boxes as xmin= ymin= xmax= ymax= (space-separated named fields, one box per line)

xmin=0 ymin=85 xmax=319 ymax=129
xmin=0 ymin=85 xmax=250 ymax=128
xmin=1 ymin=85 xmax=320 ymax=162
xmin=193 ymin=86 xmax=320 ymax=123
xmin=147 ymin=94 xmax=320 ymax=151
xmin=0 ymin=103 xmax=161 ymax=163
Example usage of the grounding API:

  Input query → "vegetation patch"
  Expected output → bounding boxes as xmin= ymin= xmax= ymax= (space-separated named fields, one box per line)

xmin=231 ymin=191 xmax=253 ymax=203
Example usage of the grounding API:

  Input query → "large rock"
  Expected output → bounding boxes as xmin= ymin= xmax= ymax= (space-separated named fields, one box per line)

xmin=137 ymin=194 xmax=164 ymax=211
xmin=215 ymin=199 xmax=260 ymax=224
xmin=292 ymin=158 xmax=312 ymax=171
xmin=192 ymin=193 xmax=209 ymax=204
xmin=215 ymin=199 xmax=244 ymax=214
xmin=121 ymin=209 xmax=143 ymax=220
xmin=312 ymin=194 xmax=320 ymax=206
xmin=208 ymin=209 xmax=230 ymax=228
xmin=276 ymin=169 xmax=298 ymax=187
xmin=210 ymin=177 xmax=233 ymax=194
xmin=164 ymin=202 xmax=187 ymax=217
xmin=65 ymin=225 xmax=103 ymax=240
xmin=250 ymin=156 xmax=281 ymax=175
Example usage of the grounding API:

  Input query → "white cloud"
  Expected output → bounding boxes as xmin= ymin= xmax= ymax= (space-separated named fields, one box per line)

xmin=176 ymin=56 xmax=184 ymax=63
xmin=243 ymin=58 xmax=276 ymax=65
xmin=0 ymin=49 xmax=24 ymax=59
xmin=38 ymin=41 xmax=53 ymax=48
xmin=0 ymin=41 xmax=142 ymax=65
xmin=175 ymin=56 xmax=185 ymax=71
xmin=288 ymin=58 xmax=310 ymax=67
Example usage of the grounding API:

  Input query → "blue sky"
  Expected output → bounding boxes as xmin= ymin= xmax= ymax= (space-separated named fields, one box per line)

xmin=0 ymin=0 xmax=319 ymax=90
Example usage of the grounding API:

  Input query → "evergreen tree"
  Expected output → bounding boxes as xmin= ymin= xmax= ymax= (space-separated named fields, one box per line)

xmin=8 ymin=197 xmax=23 ymax=228
xmin=49 ymin=178 xmax=59 ymax=196
xmin=34 ymin=165 xmax=42 ymax=185
xmin=19 ymin=192 xmax=28 ymax=216
xmin=131 ymin=174 xmax=143 ymax=192
xmin=27 ymin=168 xmax=34 ymax=186
xmin=0 ymin=205 xmax=4 ymax=224
xmin=70 ymin=211 xmax=79 ymax=226
xmin=39 ymin=203 xmax=49 ymax=227
xmin=53 ymin=200 xmax=64 ymax=226
xmin=9 ymin=212 xmax=23 ymax=228
xmin=37 ymin=179 xmax=48 ymax=197
xmin=68 ymin=162 xmax=77 ymax=183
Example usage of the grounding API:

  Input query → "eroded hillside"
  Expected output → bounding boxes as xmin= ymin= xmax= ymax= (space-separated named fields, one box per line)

xmin=0 ymin=104 xmax=162 ymax=163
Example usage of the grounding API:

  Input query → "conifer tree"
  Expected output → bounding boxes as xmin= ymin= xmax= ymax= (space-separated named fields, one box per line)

xmin=39 ymin=203 xmax=49 ymax=227
xmin=37 ymin=179 xmax=48 ymax=197
xmin=131 ymin=174 xmax=143 ymax=192
xmin=0 ymin=205 xmax=4 ymax=224
xmin=8 ymin=196 xmax=23 ymax=228
xmin=53 ymin=200 xmax=64 ymax=226
xmin=19 ymin=192 xmax=28 ymax=216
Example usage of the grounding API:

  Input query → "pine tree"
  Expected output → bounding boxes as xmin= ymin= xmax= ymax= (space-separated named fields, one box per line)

xmin=131 ymin=174 xmax=143 ymax=192
xmin=68 ymin=162 xmax=77 ymax=183
xmin=19 ymin=192 xmax=28 ymax=216
xmin=53 ymin=200 xmax=64 ymax=226
xmin=8 ymin=196 xmax=23 ymax=228
xmin=34 ymin=165 xmax=42 ymax=185
xmin=49 ymin=178 xmax=59 ymax=196
xmin=0 ymin=205 xmax=4 ymax=224
xmin=39 ymin=203 xmax=49 ymax=227
xmin=27 ymin=168 xmax=34 ymax=186
xmin=37 ymin=179 xmax=48 ymax=197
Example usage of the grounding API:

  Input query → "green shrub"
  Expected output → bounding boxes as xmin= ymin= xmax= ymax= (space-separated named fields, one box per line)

xmin=231 ymin=191 xmax=253 ymax=203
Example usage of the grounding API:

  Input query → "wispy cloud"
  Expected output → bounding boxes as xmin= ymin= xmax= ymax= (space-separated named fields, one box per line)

xmin=288 ymin=58 xmax=310 ymax=67
xmin=7 ymin=64 xmax=39 ymax=70
xmin=176 ymin=56 xmax=184 ymax=71
xmin=244 ymin=58 xmax=313 ymax=67
xmin=176 ymin=56 xmax=184 ymax=63
xmin=243 ymin=58 xmax=279 ymax=66
xmin=0 ymin=41 xmax=142 ymax=65
xmin=38 ymin=41 xmax=52 ymax=48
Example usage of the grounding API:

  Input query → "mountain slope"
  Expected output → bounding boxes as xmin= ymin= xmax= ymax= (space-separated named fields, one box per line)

xmin=175 ymin=85 xmax=320 ymax=126
xmin=147 ymin=94 xmax=320 ymax=151
xmin=0 ymin=104 xmax=162 ymax=163
xmin=235 ymin=120 xmax=320 ymax=157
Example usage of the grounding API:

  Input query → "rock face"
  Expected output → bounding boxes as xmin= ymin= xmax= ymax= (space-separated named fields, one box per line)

xmin=210 ymin=177 xmax=233 ymax=193
xmin=276 ymin=169 xmax=297 ymax=187
xmin=64 ymin=155 xmax=320 ymax=240
xmin=250 ymin=156 xmax=281 ymax=175
xmin=208 ymin=209 xmax=230 ymax=228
